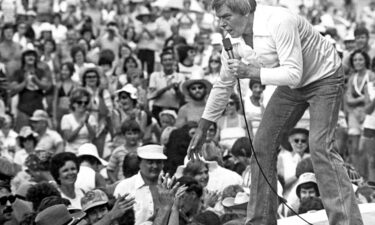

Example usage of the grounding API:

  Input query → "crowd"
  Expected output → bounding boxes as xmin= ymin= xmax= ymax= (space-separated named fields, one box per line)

xmin=0 ymin=0 xmax=374 ymax=225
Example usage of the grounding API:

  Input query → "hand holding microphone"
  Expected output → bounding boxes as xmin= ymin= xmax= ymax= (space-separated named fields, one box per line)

xmin=222 ymin=38 xmax=261 ymax=80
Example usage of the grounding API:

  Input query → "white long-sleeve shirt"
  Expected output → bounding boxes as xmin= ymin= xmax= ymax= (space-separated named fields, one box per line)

xmin=202 ymin=5 xmax=341 ymax=122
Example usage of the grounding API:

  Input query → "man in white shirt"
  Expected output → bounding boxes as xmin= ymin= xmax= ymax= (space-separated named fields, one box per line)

xmin=187 ymin=1 xmax=363 ymax=225
xmin=113 ymin=145 xmax=167 ymax=225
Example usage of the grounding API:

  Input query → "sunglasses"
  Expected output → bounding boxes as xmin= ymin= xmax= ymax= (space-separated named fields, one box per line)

xmin=0 ymin=195 xmax=16 ymax=206
xmin=189 ymin=85 xmax=204 ymax=91
xmin=227 ymin=101 xmax=235 ymax=106
xmin=210 ymin=60 xmax=220 ymax=63
xmin=119 ymin=94 xmax=130 ymax=100
xmin=76 ymin=100 xmax=89 ymax=106
xmin=294 ymin=139 xmax=307 ymax=144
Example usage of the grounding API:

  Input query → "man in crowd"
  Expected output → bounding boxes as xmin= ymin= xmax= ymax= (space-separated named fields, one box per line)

xmin=148 ymin=50 xmax=185 ymax=121
xmin=29 ymin=110 xmax=64 ymax=154
xmin=113 ymin=144 xmax=167 ymax=225
xmin=188 ymin=0 xmax=363 ymax=224
xmin=176 ymin=78 xmax=212 ymax=127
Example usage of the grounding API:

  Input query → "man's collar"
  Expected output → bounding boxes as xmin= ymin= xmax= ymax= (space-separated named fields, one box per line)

xmin=134 ymin=172 xmax=146 ymax=189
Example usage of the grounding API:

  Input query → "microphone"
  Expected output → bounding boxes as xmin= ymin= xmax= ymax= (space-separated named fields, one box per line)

xmin=222 ymin=38 xmax=234 ymax=59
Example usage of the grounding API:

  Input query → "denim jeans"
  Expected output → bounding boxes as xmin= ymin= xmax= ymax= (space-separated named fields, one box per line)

xmin=246 ymin=68 xmax=363 ymax=225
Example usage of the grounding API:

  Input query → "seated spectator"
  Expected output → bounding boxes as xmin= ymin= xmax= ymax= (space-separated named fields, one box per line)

xmin=114 ymin=144 xmax=167 ymax=225
xmin=230 ymin=137 xmax=252 ymax=187
xmin=61 ymin=88 xmax=97 ymax=154
xmin=75 ymin=143 xmax=107 ymax=192
xmin=277 ymin=127 xmax=310 ymax=192
xmin=107 ymin=120 xmax=141 ymax=182
xmin=177 ymin=45 xmax=204 ymax=79
xmin=81 ymin=189 xmax=135 ymax=225
xmin=176 ymin=78 xmax=212 ymax=127
xmin=159 ymin=110 xmax=178 ymax=146
xmin=111 ymin=84 xmax=147 ymax=135
xmin=14 ymin=126 xmax=38 ymax=166
xmin=29 ymin=110 xmax=64 ymax=154
xmin=50 ymin=152 xmax=84 ymax=209
xmin=298 ymin=196 xmax=324 ymax=214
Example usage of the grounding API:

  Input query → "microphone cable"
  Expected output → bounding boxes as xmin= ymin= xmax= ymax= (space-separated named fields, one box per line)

xmin=236 ymin=78 xmax=313 ymax=225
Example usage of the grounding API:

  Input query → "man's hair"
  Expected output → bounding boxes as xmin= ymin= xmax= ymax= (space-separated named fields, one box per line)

xmin=212 ymin=0 xmax=257 ymax=15
xmin=354 ymin=26 xmax=369 ymax=38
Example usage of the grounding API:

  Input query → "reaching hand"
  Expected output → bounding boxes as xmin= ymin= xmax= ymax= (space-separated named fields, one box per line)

xmin=110 ymin=194 xmax=135 ymax=221
xmin=187 ymin=128 xmax=206 ymax=160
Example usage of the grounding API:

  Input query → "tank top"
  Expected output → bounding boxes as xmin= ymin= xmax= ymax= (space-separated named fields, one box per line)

xmin=219 ymin=114 xmax=247 ymax=150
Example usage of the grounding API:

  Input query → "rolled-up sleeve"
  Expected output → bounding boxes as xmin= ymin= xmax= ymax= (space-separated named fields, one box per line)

xmin=260 ymin=13 xmax=303 ymax=88
xmin=202 ymin=52 xmax=236 ymax=122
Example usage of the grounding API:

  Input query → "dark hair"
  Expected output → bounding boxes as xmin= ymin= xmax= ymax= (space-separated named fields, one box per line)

xmin=229 ymin=93 xmax=240 ymax=111
xmin=119 ymin=44 xmax=132 ymax=58
xmin=349 ymin=49 xmax=371 ymax=70
xmin=295 ymin=157 xmax=314 ymax=178
xmin=26 ymin=182 xmax=61 ymax=211
xmin=21 ymin=50 xmax=38 ymax=68
xmin=78 ymin=155 xmax=100 ymax=166
xmin=43 ymin=38 xmax=56 ymax=52
xmin=69 ymin=88 xmax=91 ymax=110
xmin=183 ymin=160 xmax=208 ymax=178
xmin=296 ymin=182 xmax=320 ymax=199
xmin=160 ymin=50 xmax=175 ymax=62
xmin=18 ymin=135 xmax=38 ymax=148
xmin=211 ymin=0 xmax=257 ymax=14
xmin=61 ymin=62 xmax=75 ymax=77
xmin=123 ymin=56 xmax=138 ymax=73
xmin=70 ymin=45 xmax=86 ymax=63
xmin=120 ymin=119 xmax=141 ymax=135
xmin=249 ymin=79 xmax=265 ymax=90
xmin=82 ymin=68 xmax=101 ymax=87
xmin=98 ymin=49 xmax=115 ymax=66
xmin=298 ymin=196 xmax=324 ymax=214
xmin=354 ymin=26 xmax=369 ymax=38
xmin=49 ymin=152 xmax=79 ymax=185
xmin=2 ymin=23 xmax=15 ymax=36
xmin=177 ymin=45 xmax=195 ymax=63
xmin=231 ymin=137 xmax=252 ymax=158
xmin=177 ymin=176 xmax=203 ymax=198
xmin=122 ymin=153 xmax=140 ymax=178
xmin=123 ymin=26 xmax=137 ymax=42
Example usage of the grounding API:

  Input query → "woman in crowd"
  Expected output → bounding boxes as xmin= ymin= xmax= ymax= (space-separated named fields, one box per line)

xmin=345 ymin=50 xmax=374 ymax=169
xmin=50 ymin=152 xmax=84 ymax=209
xmin=204 ymin=53 xmax=221 ymax=84
xmin=14 ymin=126 xmax=38 ymax=166
xmin=111 ymin=83 xmax=147 ymax=135
xmin=53 ymin=62 xmax=79 ymax=129
xmin=40 ymin=38 xmax=60 ymax=83
xmin=60 ymin=88 xmax=97 ymax=154
xmin=70 ymin=45 xmax=94 ymax=83
xmin=115 ymin=43 xmax=141 ymax=78
xmin=81 ymin=66 xmax=113 ymax=156
xmin=217 ymin=93 xmax=248 ymax=151
xmin=245 ymin=79 xmax=266 ymax=136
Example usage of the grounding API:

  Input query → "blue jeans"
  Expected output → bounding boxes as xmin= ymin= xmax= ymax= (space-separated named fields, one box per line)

xmin=246 ymin=68 xmax=363 ymax=225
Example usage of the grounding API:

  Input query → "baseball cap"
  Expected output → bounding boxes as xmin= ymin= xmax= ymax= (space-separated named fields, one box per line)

xmin=137 ymin=145 xmax=167 ymax=160
xmin=29 ymin=110 xmax=49 ymax=122
xmin=80 ymin=189 xmax=109 ymax=212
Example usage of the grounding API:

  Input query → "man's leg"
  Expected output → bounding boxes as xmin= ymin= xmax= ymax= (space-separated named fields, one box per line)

xmin=307 ymin=71 xmax=363 ymax=225
xmin=246 ymin=86 xmax=308 ymax=225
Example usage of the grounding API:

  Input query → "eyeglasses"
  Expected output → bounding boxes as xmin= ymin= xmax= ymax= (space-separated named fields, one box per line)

xmin=76 ymin=100 xmax=89 ymax=106
xmin=294 ymin=139 xmax=307 ymax=144
xmin=227 ymin=101 xmax=235 ymax=106
xmin=0 ymin=195 xmax=16 ymax=206
xmin=189 ymin=85 xmax=204 ymax=91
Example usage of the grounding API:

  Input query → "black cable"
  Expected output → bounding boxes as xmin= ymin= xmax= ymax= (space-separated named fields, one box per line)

xmin=236 ymin=78 xmax=313 ymax=225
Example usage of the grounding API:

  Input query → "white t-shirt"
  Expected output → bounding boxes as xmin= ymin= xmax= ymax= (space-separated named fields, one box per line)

xmin=61 ymin=113 xmax=97 ymax=154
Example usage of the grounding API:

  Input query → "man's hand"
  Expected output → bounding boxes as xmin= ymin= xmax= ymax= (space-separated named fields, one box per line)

xmin=187 ymin=128 xmax=206 ymax=160
xmin=227 ymin=58 xmax=261 ymax=80
xmin=110 ymin=194 xmax=135 ymax=221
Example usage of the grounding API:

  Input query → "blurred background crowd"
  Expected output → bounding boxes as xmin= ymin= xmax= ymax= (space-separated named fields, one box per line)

xmin=0 ymin=0 xmax=374 ymax=224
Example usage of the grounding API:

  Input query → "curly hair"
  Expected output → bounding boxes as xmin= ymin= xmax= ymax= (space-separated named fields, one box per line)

xmin=49 ymin=152 xmax=79 ymax=185
xmin=26 ymin=182 xmax=61 ymax=211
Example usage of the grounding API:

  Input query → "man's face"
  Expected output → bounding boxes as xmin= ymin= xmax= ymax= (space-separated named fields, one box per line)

xmin=30 ymin=120 xmax=47 ymax=134
xmin=300 ymin=187 xmax=317 ymax=200
xmin=216 ymin=4 xmax=251 ymax=38
xmin=0 ymin=187 xmax=13 ymax=223
xmin=188 ymin=83 xmax=206 ymax=101
xmin=355 ymin=34 xmax=369 ymax=50
xmin=87 ymin=205 xmax=108 ymax=224
xmin=161 ymin=54 xmax=175 ymax=71
xmin=139 ymin=159 xmax=164 ymax=182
